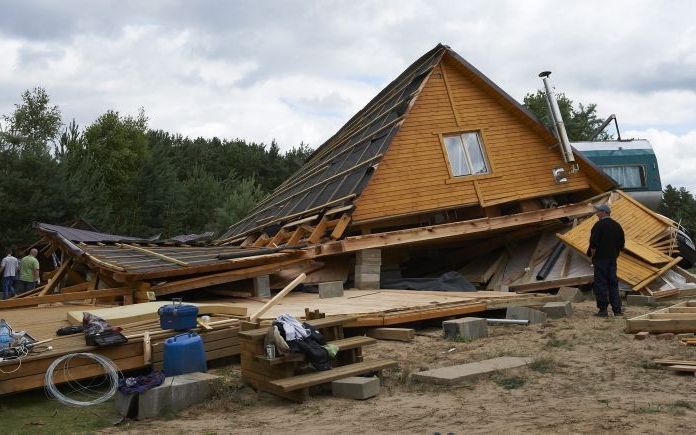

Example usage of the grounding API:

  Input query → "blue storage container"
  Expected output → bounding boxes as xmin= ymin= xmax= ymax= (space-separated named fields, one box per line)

xmin=162 ymin=332 xmax=207 ymax=376
xmin=158 ymin=299 xmax=199 ymax=331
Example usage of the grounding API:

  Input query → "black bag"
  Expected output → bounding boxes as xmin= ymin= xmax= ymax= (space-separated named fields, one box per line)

xmin=85 ymin=330 xmax=128 ymax=347
xmin=302 ymin=322 xmax=326 ymax=345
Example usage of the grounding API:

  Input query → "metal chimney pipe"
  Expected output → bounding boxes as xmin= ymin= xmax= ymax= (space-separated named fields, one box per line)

xmin=539 ymin=71 xmax=575 ymax=163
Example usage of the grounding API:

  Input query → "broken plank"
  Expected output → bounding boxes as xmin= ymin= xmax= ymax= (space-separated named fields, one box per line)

xmin=366 ymin=328 xmax=415 ymax=342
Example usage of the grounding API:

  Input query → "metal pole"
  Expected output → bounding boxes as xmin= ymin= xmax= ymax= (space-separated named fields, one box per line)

xmin=539 ymin=71 xmax=575 ymax=163
xmin=485 ymin=318 xmax=530 ymax=325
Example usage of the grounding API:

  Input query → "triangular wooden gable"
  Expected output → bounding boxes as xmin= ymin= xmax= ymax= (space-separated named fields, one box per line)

xmin=351 ymin=51 xmax=613 ymax=224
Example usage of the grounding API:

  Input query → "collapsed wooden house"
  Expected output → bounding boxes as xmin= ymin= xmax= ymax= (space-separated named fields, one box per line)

xmin=2 ymin=44 xmax=695 ymax=397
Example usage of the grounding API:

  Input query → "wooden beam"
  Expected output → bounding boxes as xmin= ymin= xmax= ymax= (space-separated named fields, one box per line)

xmin=37 ymin=258 xmax=72 ymax=296
xmin=286 ymin=227 xmax=306 ymax=246
xmin=330 ymin=213 xmax=352 ymax=240
xmin=0 ymin=287 xmax=133 ymax=309
xmin=337 ymin=203 xmax=594 ymax=253
xmin=308 ymin=216 xmax=329 ymax=244
xmin=253 ymin=233 xmax=270 ymax=248
xmin=268 ymin=229 xmax=290 ymax=247
xmin=510 ymin=275 xmax=594 ymax=293
xmin=249 ymin=273 xmax=307 ymax=322
xmin=366 ymin=328 xmax=415 ymax=342
xmin=116 ymin=243 xmax=189 ymax=267
xmin=59 ymin=282 xmax=90 ymax=294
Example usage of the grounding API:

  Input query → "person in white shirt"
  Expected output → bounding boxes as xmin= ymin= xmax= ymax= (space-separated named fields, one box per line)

xmin=1 ymin=249 xmax=20 ymax=299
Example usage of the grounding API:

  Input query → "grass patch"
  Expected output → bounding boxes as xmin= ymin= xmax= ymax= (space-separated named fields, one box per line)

xmin=495 ymin=375 xmax=526 ymax=390
xmin=0 ymin=390 xmax=115 ymax=434
xmin=639 ymin=359 xmax=663 ymax=370
xmin=544 ymin=338 xmax=574 ymax=350
xmin=529 ymin=357 xmax=555 ymax=374
xmin=633 ymin=401 xmax=694 ymax=415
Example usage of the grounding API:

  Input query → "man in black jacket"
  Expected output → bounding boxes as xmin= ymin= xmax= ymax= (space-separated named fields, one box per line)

xmin=588 ymin=204 xmax=625 ymax=317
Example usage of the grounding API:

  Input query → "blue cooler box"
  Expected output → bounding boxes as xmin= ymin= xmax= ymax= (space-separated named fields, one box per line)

xmin=162 ymin=332 xmax=207 ymax=376
xmin=157 ymin=299 xmax=199 ymax=331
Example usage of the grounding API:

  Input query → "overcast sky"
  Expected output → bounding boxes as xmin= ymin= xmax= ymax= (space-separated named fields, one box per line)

xmin=1 ymin=0 xmax=695 ymax=191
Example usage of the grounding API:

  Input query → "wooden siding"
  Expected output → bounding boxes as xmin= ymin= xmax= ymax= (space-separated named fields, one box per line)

xmin=352 ymin=56 xmax=593 ymax=222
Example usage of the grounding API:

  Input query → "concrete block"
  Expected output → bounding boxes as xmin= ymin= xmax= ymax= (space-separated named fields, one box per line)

xmin=627 ymin=295 xmax=656 ymax=306
xmin=442 ymin=317 xmax=488 ymax=340
xmin=356 ymin=249 xmax=381 ymax=265
xmin=541 ymin=301 xmax=572 ymax=318
xmin=355 ymin=264 xmax=381 ymax=275
xmin=412 ymin=357 xmax=532 ymax=385
xmin=557 ymin=286 xmax=584 ymax=302
xmin=634 ymin=332 xmax=650 ymax=340
xmin=253 ymin=275 xmax=271 ymax=298
xmin=505 ymin=306 xmax=547 ymax=324
xmin=115 ymin=392 xmax=136 ymax=417
xmin=355 ymin=273 xmax=380 ymax=289
xmin=318 ymin=281 xmax=344 ymax=299
xmin=127 ymin=372 xmax=221 ymax=419
xmin=331 ymin=376 xmax=380 ymax=399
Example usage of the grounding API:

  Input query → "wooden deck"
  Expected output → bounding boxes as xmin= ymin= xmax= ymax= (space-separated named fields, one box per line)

xmin=0 ymin=289 xmax=556 ymax=396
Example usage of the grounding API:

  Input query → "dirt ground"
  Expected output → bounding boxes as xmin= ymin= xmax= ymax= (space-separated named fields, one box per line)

xmin=105 ymin=298 xmax=696 ymax=435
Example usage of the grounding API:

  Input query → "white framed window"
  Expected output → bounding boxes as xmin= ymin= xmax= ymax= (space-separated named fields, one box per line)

xmin=443 ymin=131 xmax=490 ymax=177
xmin=601 ymin=165 xmax=647 ymax=188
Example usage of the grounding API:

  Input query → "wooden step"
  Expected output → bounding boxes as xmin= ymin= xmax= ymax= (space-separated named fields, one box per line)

xmin=270 ymin=359 xmax=397 ymax=392
xmin=256 ymin=336 xmax=377 ymax=366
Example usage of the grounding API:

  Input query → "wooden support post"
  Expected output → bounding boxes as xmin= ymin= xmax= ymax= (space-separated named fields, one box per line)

xmin=134 ymin=281 xmax=152 ymax=303
xmin=143 ymin=331 xmax=152 ymax=365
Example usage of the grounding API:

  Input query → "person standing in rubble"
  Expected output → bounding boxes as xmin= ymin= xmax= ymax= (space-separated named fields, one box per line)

xmin=588 ymin=204 xmax=625 ymax=317
xmin=17 ymin=248 xmax=40 ymax=294
xmin=0 ymin=248 xmax=20 ymax=299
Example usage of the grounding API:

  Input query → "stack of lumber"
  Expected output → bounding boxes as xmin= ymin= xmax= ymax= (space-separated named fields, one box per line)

xmin=626 ymin=300 xmax=696 ymax=333
xmin=558 ymin=191 xmax=686 ymax=296
xmin=0 ymin=305 xmax=241 ymax=396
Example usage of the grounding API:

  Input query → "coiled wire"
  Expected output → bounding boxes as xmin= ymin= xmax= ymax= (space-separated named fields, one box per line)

xmin=44 ymin=352 xmax=120 ymax=406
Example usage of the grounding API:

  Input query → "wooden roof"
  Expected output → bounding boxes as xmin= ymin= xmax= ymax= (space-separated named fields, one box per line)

xmin=219 ymin=44 xmax=615 ymax=242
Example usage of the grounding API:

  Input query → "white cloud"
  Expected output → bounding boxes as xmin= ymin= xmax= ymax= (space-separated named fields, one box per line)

xmin=0 ymin=0 xmax=694 ymax=166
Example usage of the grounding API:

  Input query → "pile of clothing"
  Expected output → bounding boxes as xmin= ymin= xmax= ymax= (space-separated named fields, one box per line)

xmin=265 ymin=314 xmax=338 ymax=371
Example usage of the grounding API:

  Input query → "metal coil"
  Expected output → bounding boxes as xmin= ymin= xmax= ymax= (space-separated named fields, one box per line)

xmin=44 ymin=352 xmax=120 ymax=406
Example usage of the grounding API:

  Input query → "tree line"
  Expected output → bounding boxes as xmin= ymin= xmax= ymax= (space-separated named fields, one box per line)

xmin=0 ymin=87 xmax=693 ymax=249
xmin=0 ymin=88 xmax=312 ymax=247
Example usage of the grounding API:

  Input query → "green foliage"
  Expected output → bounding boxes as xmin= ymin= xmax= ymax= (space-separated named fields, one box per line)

xmin=0 ymin=88 xmax=312 ymax=248
xmin=1 ymin=87 xmax=62 ymax=155
xmin=544 ymin=338 xmax=574 ymax=350
xmin=529 ymin=357 xmax=555 ymax=373
xmin=658 ymin=184 xmax=696 ymax=238
xmin=523 ymin=90 xmax=609 ymax=141
xmin=495 ymin=375 xmax=526 ymax=389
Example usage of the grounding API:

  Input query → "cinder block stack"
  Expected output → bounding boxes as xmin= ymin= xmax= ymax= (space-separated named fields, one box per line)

xmin=355 ymin=249 xmax=381 ymax=289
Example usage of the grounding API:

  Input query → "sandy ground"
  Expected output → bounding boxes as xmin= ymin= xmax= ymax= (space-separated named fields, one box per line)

xmin=104 ymin=298 xmax=696 ymax=435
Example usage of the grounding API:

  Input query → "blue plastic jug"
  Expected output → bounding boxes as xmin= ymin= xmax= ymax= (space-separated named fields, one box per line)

xmin=162 ymin=332 xmax=207 ymax=376
xmin=0 ymin=320 xmax=11 ymax=350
